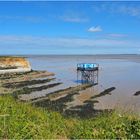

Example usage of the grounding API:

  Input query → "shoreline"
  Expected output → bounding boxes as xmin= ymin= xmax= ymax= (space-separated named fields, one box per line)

xmin=26 ymin=54 xmax=140 ymax=64
xmin=0 ymin=57 xmax=140 ymax=138
xmin=0 ymin=55 xmax=140 ymax=115
xmin=1 ymin=54 xmax=140 ymax=59
xmin=1 ymin=54 xmax=140 ymax=64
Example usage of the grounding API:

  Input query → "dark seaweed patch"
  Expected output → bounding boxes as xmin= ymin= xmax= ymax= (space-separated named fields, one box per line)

xmin=0 ymin=70 xmax=37 ymax=79
xmin=33 ymin=92 xmax=79 ymax=112
xmin=12 ymin=82 xmax=62 ymax=99
xmin=91 ymin=87 xmax=116 ymax=99
xmin=33 ymin=92 xmax=112 ymax=119
xmin=3 ymin=78 xmax=56 ymax=88
xmin=134 ymin=91 xmax=140 ymax=96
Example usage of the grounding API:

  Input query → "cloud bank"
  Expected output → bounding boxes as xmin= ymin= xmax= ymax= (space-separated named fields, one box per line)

xmin=0 ymin=16 xmax=46 ymax=23
xmin=0 ymin=35 xmax=140 ymax=47
xmin=108 ymin=34 xmax=127 ymax=38
xmin=0 ymin=35 xmax=140 ymax=54
xmin=93 ymin=2 xmax=140 ymax=18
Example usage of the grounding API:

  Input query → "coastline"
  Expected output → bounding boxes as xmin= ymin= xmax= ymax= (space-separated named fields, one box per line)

xmin=0 ymin=55 xmax=140 ymax=139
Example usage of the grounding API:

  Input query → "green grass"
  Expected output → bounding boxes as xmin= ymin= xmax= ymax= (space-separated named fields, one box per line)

xmin=0 ymin=95 xmax=140 ymax=139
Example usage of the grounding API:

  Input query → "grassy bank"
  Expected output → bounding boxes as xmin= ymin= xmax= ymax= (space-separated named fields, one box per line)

xmin=0 ymin=95 xmax=140 ymax=139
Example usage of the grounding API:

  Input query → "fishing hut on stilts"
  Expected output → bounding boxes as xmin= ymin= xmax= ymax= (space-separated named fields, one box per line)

xmin=77 ymin=63 xmax=99 ymax=85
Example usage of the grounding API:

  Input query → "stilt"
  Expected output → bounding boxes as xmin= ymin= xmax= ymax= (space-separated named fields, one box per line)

xmin=77 ymin=63 xmax=99 ymax=85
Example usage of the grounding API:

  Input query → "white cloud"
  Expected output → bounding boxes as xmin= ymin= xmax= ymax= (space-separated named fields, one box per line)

xmin=0 ymin=16 xmax=46 ymax=23
xmin=118 ymin=5 xmax=140 ymax=17
xmin=92 ymin=2 xmax=140 ymax=18
xmin=59 ymin=11 xmax=89 ymax=23
xmin=61 ymin=16 xmax=88 ymax=23
xmin=88 ymin=26 xmax=102 ymax=32
xmin=0 ymin=35 xmax=140 ymax=48
xmin=108 ymin=34 xmax=127 ymax=38
xmin=1 ymin=35 xmax=140 ymax=54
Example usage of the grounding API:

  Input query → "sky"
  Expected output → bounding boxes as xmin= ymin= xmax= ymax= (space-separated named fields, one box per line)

xmin=0 ymin=1 xmax=140 ymax=55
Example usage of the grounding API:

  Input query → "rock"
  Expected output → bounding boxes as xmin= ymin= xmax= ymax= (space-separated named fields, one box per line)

xmin=0 ymin=56 xmax=31 ymax=74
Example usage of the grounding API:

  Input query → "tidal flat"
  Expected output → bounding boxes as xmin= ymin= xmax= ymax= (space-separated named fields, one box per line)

xmin=1 ymin=54 xmax=140 ymax=115
xmin=0 ymin=55 xmax=140 ymax=139
xmin=26 ymin=54 xmax=140 ymax=113
xmin=0 ymin=65 xmax=95 ymax=117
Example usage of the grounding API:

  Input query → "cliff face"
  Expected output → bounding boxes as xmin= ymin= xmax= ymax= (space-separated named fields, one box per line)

xmin=0 ymin=57 xmax=30 ymax=69
xmin=0 ymin=57 xmax=31 ymax=73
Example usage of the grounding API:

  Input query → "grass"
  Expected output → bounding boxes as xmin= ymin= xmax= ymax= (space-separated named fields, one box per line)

xmin=0 ymin=70 xmax=140 ymax=139
xmin=0 ymin=95 xmax=140 ymax=139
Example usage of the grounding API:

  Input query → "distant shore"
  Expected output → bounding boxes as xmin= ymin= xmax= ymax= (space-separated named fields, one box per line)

xmin=2 ymin=54 xmax=139 ymax=62
xmin=0 ymin=54 xmax=140 ymax=57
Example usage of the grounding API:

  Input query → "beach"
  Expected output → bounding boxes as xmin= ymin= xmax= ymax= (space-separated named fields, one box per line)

xmin=26 ymin=54 xmax=140 ymax=113
xmin=0 ymin=54 xmax=140 ymax=115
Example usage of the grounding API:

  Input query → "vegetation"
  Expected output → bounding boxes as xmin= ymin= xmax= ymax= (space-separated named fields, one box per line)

xmin=0 ymin=95 xmax=140 ymax=139
xmin=0 ymin=66 xmax=18 ymax=70
xmin=12 ymin=82 xmax=62 ymax=99
xmin=3 ymin=78 xmax=56 ymax=88
xmin=0 ymin=70 xmax=55 ymax=95
xmin=0 ymin=71 xmax=33 ymax=80
xmin=0 ymin=70 xmax=140 ymax=139
xmin=31 ymin=86 xmax=116 ymax=119
xmin=0 ymin=56 xmax=25 ymax=58
xmin=134 ymin=91 xmax=140 ymax=96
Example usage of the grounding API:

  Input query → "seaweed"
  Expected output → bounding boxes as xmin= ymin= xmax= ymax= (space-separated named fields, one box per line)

xmin=134 ymin=91 xmax=140 ymax=96
xmin=12 ymin=82 xmax=62 ymax=99
xmin=33 ymin=91 xmax=112 ymax=119
xmin=91 ymin=87 xmax=116 ymax=99
xmin=0 ymin=66 xmax=18 ymax=70
xmin=33 ymin=92 xmax=79 ymax=113
xmin=3 ymin=78 xmax=56 ymax=88
xmin=0 ymin=70 xmax=37 ymax=79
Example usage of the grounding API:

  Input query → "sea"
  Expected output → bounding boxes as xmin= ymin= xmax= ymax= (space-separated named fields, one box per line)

xmin=26 ymin=55 xmax=140 ymax=112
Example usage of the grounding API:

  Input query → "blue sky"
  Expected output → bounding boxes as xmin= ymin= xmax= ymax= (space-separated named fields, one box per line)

xmin=0 ymin=1 xmax=140 ymax=54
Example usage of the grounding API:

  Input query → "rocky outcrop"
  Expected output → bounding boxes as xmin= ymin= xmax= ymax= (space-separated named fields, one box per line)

xmin=0 ymin=57 xmax=31 ymax=74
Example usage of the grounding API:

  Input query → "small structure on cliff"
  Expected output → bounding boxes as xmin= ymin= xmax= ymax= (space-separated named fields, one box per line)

xmin=77 ymin=63 xmax=99 ymax=85
xmin=0 ymin=56 xmax=31 ymax=74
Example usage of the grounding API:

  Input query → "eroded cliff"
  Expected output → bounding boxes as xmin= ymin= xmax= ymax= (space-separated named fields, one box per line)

xmin=0 ymin=57 xmax=31 ymax=73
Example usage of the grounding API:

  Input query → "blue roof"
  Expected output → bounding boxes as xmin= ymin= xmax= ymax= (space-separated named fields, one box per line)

xmin=77 ymin=63 xmax=98 ymax=69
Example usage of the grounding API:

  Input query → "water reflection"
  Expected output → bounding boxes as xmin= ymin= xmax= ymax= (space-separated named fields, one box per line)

xmin=27 ymin=55 xmax=140 ymax=112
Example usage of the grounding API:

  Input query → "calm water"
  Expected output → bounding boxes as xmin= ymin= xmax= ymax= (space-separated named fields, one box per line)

xmin=27 ymin=55 xmax=140 ymax=112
